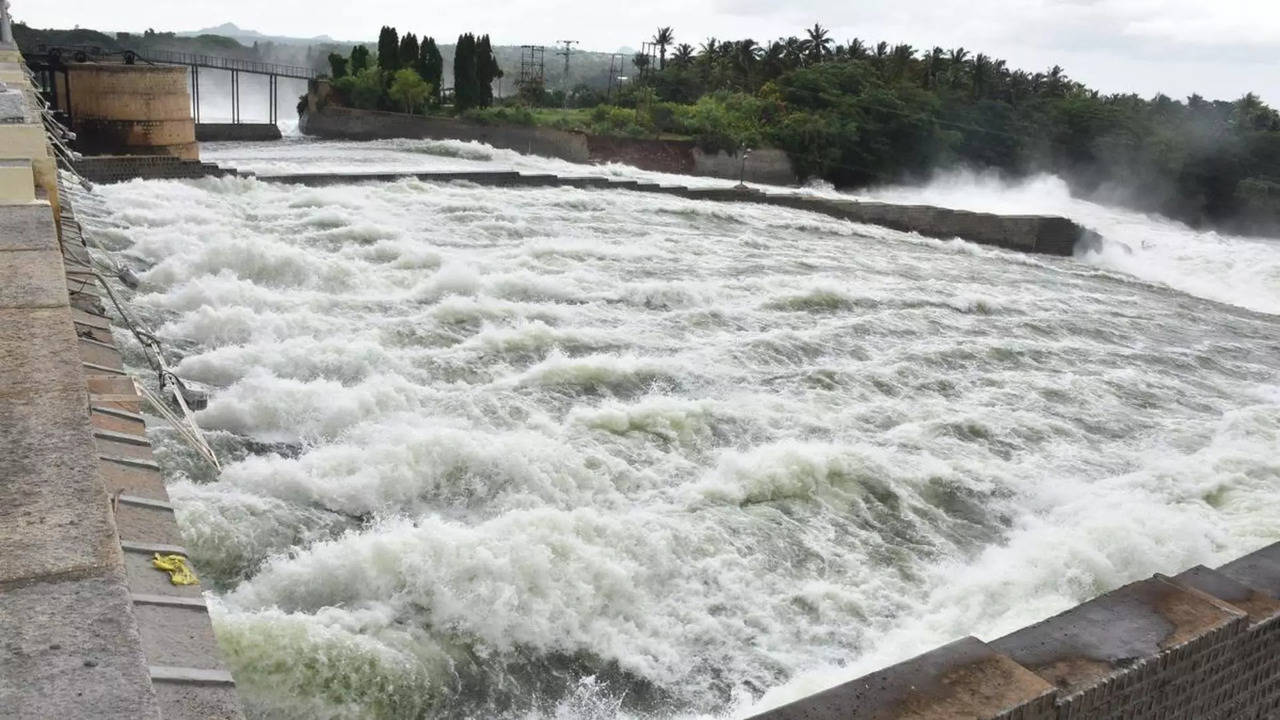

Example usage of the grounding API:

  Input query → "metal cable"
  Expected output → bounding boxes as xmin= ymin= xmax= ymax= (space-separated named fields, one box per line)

xmin=54 ymin=170 xmax=222 ymax=470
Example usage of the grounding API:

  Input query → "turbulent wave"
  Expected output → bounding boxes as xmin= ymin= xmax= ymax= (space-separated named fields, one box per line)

xmin=78 ymin=141 xmax=1280 ymax=720
xmin=865 ymin=170 xmax=1280 ymax=315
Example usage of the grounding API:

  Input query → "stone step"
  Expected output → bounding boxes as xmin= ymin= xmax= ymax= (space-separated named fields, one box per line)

xmin=98 ymin=457 xmax=169 ymax=500
xmin=91 ymin=405 xmax=148 ymax=436
xmin=78 ymin=335 xmax=125 ymax=370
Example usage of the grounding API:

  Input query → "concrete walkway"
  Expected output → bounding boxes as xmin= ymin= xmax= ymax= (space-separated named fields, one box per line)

xmin=0 ymin=203 xmax=161 ymax=719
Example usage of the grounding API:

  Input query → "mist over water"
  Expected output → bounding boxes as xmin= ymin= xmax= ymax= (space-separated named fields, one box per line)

xmin=76 ymin=138 xmax=1280 ymax=719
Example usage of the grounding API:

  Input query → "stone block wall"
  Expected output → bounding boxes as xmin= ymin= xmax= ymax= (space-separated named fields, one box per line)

xmin=750 ymin=542 xmax=1280 ymax=720
xmin=59 ymin=63 xmax=198 ymax=160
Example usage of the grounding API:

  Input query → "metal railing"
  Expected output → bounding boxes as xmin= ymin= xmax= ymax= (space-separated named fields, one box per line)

xmin=135 ymin=48 xmax=318 ymax=79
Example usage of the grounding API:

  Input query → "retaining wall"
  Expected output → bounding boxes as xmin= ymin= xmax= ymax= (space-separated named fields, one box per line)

xmin=300 ymin=104 xmax=591 ymax=162
xmin=750 ymin=541 xmax=1280 ymax=720
xmin=196 ymin=123 xmax=283 ymax=142
xmin=298 ymin=85 xmax=798 ymax=184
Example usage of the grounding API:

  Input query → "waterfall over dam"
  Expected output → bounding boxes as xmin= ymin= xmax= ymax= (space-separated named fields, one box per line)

xmin=44 ymin=134 xmax=1276 ymax=719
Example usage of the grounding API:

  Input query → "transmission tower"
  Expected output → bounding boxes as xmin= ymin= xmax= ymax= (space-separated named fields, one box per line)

xmin=555 ymin=39 xmax=578 ymax=108
xmin=636 ymin=42 xmax=658 ymax=84
xmin=518 ymin=45 xmax=546 ymax=101
xmin=605 ymin=53 xmax=625 ymax=102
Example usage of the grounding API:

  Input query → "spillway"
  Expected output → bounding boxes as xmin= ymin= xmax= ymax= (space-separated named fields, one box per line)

xmin=68 ymin=136 xmax=1280 ymax=720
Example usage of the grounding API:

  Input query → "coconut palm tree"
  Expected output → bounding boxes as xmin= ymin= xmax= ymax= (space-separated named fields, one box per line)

xmin=802 ymin=23 xmax=832 ymax=63
xmin=947 ymin=47 xmax=969 ymax=89
xmin=732 ymin=38 xmax=762 ymax=89
xmin=762 ymin=40 xmax=787 ymax=79
xmin=889 ymin=43 xmax=915 ymax=80
xmin=1045 ymin=64 xmax=1067 ymax=97
xmin=782 ymin=36 xmax=805 ymax=67
xmin=652 ymin=27 xmax=675 ymax=69
xmin=671 ymin=43 xmax=695 ymax=67
xmin=924 ymin=46 xmax=945 ymax=89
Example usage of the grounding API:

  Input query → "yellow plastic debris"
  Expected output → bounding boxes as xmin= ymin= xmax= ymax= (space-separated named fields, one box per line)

xmin=152 ymin=553 xmax=199 ymax=586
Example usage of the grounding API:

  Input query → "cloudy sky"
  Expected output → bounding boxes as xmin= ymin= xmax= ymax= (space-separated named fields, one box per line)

xmin=16 ymin=0 xmax=1280 ymax=104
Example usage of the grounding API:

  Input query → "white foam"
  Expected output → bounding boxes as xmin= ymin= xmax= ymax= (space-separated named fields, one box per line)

xmin=74 ymin=146 xmax=1280 ymax=720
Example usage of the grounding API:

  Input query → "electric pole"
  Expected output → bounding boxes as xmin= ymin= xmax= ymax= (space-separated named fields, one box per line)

xmin=555 ymin=40 xmax=578 ymax=109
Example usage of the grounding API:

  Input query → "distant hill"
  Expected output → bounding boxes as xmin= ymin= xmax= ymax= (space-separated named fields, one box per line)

xmin=16 ymin=20 xmax=635 ymax=92
xmin=181 ymin=22 xmax=341 ymax=46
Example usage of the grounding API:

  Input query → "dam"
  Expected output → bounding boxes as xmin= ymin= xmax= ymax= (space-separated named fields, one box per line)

xmin=5 ymin=29 xmax=1280 ymax=720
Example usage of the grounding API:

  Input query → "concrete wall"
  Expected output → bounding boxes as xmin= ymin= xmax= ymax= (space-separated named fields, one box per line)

xmin=299 ymin=86 xmax=798 ymax=184
xmin=750 ymin=541 xmax=1280 ymax=720
xmin=196 ymin=123 xmax=283 ymax=142
xmin=60 ymin=64 xmax=198 ymax=160
xmin=300 ymin=104 xmax=591 ymax=163
xmin=692 ymin=147 xmax=796 ymax=186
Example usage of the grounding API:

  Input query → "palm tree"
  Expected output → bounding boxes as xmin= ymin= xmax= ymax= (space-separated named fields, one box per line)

xmin=1045 ymin=64 xmax=1067 ymax=97
xmin=763 ymin=41 xmax=786 ymax=79
xmin=889 ymin=43 xmax=914 ymax=80
xmin=802 ymin=23 xmax=832 ymax=63
xmin=732 ymin=38 xmax=762 ymax=89
xmin=782 ymin=36 xmax=805 ymax=67
xmin=652 ymin=27 xmax=675 ymax=69
xmin=699 ymin=37 xmax=718 ymax=59
xmin=947 ymin=47 xmax=969 ymax=89
xmin=924 ymin=46 xmax=945 ymax=89
xmin=671 ymin=43 xmax=695 ymax=67
xmin=971 ymin=53 xmax=991 ymax=98
xmin=846 ymin=38 xmax=867 ymax=60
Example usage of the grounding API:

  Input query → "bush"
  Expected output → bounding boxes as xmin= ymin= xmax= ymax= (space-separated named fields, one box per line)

xmin=463 ymin=106 xmax=536 ymax=126
xmin=332 ymin=67 xmax=385 ymax=110
xmin=388 ymin=68 xmax=432 ymax=114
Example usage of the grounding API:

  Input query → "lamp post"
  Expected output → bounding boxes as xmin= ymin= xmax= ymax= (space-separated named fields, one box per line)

xmin=735 ymin=146 xmax=753 ymax=190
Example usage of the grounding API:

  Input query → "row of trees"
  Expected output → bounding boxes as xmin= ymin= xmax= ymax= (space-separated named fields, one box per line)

xmin=325 ymin=27 xmax=504 ymax=113
xmin=327 ymin=26 xmax=453 ymax=113
xmin=453 ymin=33 xmax=503 ymax=111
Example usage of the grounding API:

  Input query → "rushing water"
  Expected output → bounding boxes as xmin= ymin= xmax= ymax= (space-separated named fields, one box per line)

xmin=72 ymin=138 xmax=1280 ymax=720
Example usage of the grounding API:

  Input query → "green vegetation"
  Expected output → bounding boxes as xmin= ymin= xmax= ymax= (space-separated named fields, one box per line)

xmin=323 ymin=26 xmax=464 ymax=114
xmin=534 ymin=26 xmax=1280 ymax=233
xmin=388 ymin=68 xmax=432 ymax=114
